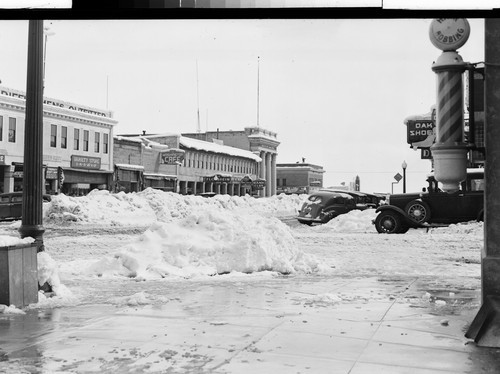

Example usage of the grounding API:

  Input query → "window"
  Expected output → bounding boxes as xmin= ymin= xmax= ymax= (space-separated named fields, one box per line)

xmin=8 ymin=118 xmax=16 ymax=143
xmin=61 ymin=126 xmax=67 ymax=149
xmin=83 ymin=130 xmax=89 ymax=151
xmin=94 ymin=132 xmax=100 ymax=153
xmin=0 ymin=116 xmax=3 ymax=141
xmin=50 ymin=124 xmax=57 ymax=147
xmin=103 ymin=133 xmax=109 ymax=154
xmin=74 ymin=129 xmax=80 ymax=150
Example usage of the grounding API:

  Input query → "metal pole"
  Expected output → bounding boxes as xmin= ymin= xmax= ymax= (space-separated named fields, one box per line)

xmin=403 ymin=167 xmax=406 ymax=193
xmin=19 ymin=20 xmax=45 ymax=251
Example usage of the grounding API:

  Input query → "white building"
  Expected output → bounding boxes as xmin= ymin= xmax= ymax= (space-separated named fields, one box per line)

xmin=0 ymin=86 xmax=117 ymax=195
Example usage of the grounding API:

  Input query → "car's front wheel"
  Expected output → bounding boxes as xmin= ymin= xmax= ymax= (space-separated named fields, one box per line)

xmin=405 ymin=200 xmax=431 ymax=223
xmin=375 ymin=211 xmax=407 ymax=234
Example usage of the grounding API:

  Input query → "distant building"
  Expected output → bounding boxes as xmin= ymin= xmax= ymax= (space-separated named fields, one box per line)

xmin=276 ymin=162 xmax=325 ymax=194
xmin=182 ymin=127 xmax=280 ymax=197
xmin=114 ymin=133 xmax=262 ymax=196
xmin=0 ymin=86 xmax=117 ymax=195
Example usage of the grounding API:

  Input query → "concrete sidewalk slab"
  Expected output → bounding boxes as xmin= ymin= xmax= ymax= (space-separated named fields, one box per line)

xmin=1 ymin=276 xmax=500 ymax=373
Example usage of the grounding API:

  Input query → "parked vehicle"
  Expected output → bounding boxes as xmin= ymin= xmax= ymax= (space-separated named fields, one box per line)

xmin=0 ymin=192 xmax=52 ymax=221
xmin=321 ymin=189 xmax=380 ymax=210
xmin=297 ymin=190 xmax=356 ymax=225
xmin=374 ymin=169 xmax=484 ymax=234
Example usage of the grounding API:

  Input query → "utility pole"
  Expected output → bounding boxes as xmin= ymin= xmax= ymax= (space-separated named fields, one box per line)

xmin=19 ymin=19 xmax=45 ymax=251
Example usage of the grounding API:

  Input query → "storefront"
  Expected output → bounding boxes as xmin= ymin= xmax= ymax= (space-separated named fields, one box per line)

xmin=144 ymin=173 xmax=177 ymax=192
xmin=60 ymin=156 xmax=112 ymax=196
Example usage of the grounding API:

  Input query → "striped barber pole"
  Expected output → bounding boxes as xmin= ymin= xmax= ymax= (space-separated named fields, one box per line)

xmin=435 ymin=70 xmax=464 ymax=144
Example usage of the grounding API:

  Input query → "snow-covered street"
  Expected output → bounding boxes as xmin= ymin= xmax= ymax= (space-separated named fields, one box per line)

xmin=0 ymin=190 xmax=497 ymax=373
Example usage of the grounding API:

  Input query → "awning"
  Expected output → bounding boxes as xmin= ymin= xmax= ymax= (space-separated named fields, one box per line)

xmin=144 ymin=173 xmax=177 ymax=180
xmin=115 ymin=164 xmax=144 ymax=171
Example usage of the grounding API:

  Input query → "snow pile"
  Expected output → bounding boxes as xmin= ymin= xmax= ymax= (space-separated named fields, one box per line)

xmin=86 ymin=208 xmax=322 ymax=279
xmin=0 ymin=235 xmax=35 ymax=246
xmin=45 ymin=189 xmax=157 ymax=225
xmin=312 ymin=209 xmax=378 ymax=233
xmin=426 ymin=221 xmax=483 ymax=236
xmin=0 ymin=304 xmax=26 ymax=315
xmin=44 ymin=189 xmax=308 ymax=225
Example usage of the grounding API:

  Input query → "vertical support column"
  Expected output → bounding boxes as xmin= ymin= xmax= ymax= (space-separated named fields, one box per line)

xmin=266 ymin=152 xmax=271 ymax=197
xmin=19 ymin=19 xmax=45 ymax=251
xmin=466 ymin=18 xmax=500 ymax=347
xmin=259 ymin=150 xmax=265 ymax=197
xmin=271 ymin=153 xmax=277 ymax=196
xmin=483 ymin=18 xmax=500 ymax=299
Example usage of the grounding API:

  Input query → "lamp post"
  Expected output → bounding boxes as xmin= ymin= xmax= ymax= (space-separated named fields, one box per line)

xmin=43 ymin=26 xmax=55 ymax=92
xmin=402 ymin=160 xmax=407 ymax=193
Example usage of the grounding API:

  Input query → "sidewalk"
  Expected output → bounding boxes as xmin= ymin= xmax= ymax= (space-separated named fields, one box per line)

xmin=1 ymin=275 xmax=499 ymax=374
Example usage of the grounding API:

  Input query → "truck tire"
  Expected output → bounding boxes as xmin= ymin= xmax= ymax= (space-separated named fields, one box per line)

xmin=405 ymin=200 xmax=431 ymax=223
xmin=375 ymin=211 xmax=408 ymax=234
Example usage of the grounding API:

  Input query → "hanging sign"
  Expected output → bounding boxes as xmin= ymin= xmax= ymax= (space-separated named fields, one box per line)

xmin=160 ymin=150 xmax=185 ymax=165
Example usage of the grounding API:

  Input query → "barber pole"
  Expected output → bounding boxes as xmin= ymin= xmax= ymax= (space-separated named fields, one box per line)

xmin=428 ymin=19 xmax=471 ymax=192
xmin=435 ymin=69 xmax=464 ymax=144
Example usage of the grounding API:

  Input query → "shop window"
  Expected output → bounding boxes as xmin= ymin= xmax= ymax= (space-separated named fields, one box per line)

xmin=94 ymin=132 xmax=100 ymax=153
xmin=61 ymin=126 xmax=67 ymax=149
xmin=83 ymin=130 xmax=89 ymax=151
xmin=8 ymin=117 xmax=16 ymax=143
xmin=74 ymin=128 xmax=80 ymax=150
xmin=103 ymin=133 xmax=109 ymax=154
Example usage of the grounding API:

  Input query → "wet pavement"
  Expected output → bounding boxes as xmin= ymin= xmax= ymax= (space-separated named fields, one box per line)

xmin=1 ymin=275 xmax=500 ymax=373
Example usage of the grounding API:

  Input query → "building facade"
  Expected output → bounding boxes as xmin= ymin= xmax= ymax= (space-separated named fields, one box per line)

xmin=114 ymin=133 xmax=263 ymax=196
xmin=0 ymin=86 xmax=117 ymax=196
xmin=276 ymin=162 xmax=325 ymax=194
xmin=182 ymin=127 xmax=280 ymax=197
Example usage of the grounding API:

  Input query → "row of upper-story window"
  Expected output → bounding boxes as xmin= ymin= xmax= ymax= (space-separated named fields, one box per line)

xmin=183 ymin=151 xmax=256 ymax=174
xmin=0 ymin=115 xmax=109 ymax=154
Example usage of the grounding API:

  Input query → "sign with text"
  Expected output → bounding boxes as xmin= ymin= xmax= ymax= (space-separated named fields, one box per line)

xmin=45 ymin=167 xmax=58 ymax=179
xmin=160 ymin=150 xmax=184 ymax=165
xmin=252 ymin=178 xmax=266 ymax=190
xmin=421 ymin=148 xmax=432 ymax=159
xmin=0 ymin=155 xmax=5 ymax=165
xmin=71 ymin=155 xmax=101 ymax=170
xmin=204 ymin=174 xmax=232 ymax=183
xmin=407 ymin=120 xmax=435 ymax=148
xmin=0 ymin=86 xmax=112 ymax=118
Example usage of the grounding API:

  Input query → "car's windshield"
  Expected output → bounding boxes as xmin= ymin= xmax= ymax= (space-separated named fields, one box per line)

xmin=308 ymin=195 xmax=323 ymax=203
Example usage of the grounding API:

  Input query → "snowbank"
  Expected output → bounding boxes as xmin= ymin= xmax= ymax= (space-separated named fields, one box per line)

xmin=44 ymin=189 xmax=307 ymax=225
xmin=86 ymin=208 xmax=322 ymax=279
xmin=311 ymin=209 xmax=378 ymax=233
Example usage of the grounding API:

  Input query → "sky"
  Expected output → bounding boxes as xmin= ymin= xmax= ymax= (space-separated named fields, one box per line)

xmin=0 ymin=18 xmax=486 ymax=194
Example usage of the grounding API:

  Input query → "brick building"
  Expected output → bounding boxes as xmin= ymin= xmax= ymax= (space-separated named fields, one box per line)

xmin=276 ymin=162 xmax=325 ymax=194
xmin=114 ymin=133 xmax=262 ymax=196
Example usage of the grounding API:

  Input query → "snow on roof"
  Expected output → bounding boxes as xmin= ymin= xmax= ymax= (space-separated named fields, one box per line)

xmin=179 ymin=136 xmax=261 ymax=162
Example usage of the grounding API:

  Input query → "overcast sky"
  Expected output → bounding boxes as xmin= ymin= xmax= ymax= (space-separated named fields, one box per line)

xmin=0 ymin=18 xmax=485 ymax=193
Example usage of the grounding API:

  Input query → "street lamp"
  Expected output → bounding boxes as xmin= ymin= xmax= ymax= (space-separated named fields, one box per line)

xmin=43 ymin=25 xmax=55 ymax=91
xmin=402 ymin=160 xmax=407 ymax=193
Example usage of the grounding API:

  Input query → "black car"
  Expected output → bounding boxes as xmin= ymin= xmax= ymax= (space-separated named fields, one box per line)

xmin=297 ymin=190 xmax=356 ymax=225
xmin=374 ymin=169 xmax=484 ymax=234
xmin=0 ymin=192 xmax=52 ymax=221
